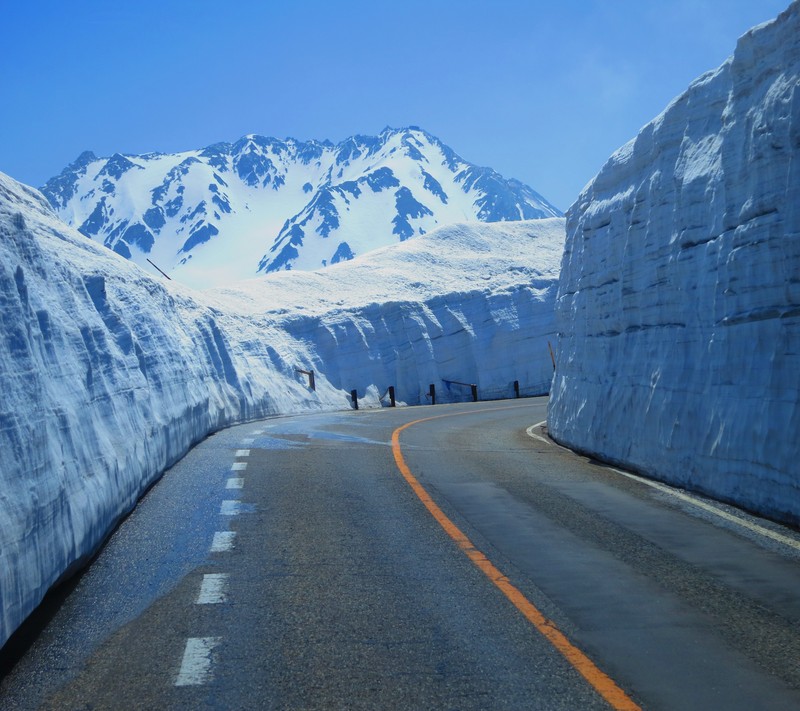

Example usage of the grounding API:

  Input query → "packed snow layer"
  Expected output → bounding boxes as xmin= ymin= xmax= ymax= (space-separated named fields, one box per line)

xmin=0 ymin=170 xmax=563 ymax=646
xmin=548 ymin=2 xmax=800 ymax=524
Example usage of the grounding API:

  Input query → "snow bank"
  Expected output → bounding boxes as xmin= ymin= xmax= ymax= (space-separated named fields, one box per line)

xmin=211 ymin=219 xmax=565 ymax=404
xmin=548 ymin=2 xmax=800 ymax=524
xmin=0 ymin=171 xmax=562 ymax=646
xmin=0 ymin=173 xmax=346 ymax=648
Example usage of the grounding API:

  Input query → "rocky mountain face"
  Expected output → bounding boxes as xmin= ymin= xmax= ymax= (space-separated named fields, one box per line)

xmin=42 ymin=127 xmax=561 ymax=287
xmin=547 ymin=2 xmax=800 ymax=524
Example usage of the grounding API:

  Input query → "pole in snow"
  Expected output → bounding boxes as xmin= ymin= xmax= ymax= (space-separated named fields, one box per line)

xmin=146 ymin=258 xmax=172 ymax=280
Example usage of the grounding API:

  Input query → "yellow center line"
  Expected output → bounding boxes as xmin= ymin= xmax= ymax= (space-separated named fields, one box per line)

xmin=391 ymin=409 xmax=641 ymax=711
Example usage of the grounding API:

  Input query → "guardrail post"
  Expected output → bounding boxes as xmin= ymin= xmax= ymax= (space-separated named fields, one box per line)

xmin=295 ymin=368 xmax=316 ymax=391
xmin=471 ymin=384 xmax=478 ymax=402
xmin=514 ymin=380 xmax=520 ymax=398
xmin=388 ymin=386 xmax=396 ymax=407
xmin=429 ymin=383 xmax=436 ymax=405
xmin=351 ymin=389 xmax=358 ymax=410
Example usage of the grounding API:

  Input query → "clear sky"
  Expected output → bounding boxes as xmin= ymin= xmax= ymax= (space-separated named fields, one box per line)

xmin=0 ymin=0 xmax=791 ymax=211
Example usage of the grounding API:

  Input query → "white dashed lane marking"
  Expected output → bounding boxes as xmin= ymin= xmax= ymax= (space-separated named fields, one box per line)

xmin=176 ymin=443 xmax=253 ymax=688
xmin=196 ymin=574 xmax=229 ymax=604
xmin=175 ymin=637 xmax=222 ymax=686
xmin=220 ymin=500 xmax=242 ymax=516
xmin=210 ymin=531 xmax=236 ymax=552
xmin=176 ymin=444 xmax=259 ymax=687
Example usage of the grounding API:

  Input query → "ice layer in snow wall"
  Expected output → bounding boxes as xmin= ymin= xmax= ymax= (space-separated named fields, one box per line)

xmin=548 ymin=2 xmax=800 ymax=524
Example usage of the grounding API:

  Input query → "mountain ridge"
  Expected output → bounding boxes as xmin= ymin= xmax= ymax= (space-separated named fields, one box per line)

xmin=41 ymin=126 xmax=562 ymax=288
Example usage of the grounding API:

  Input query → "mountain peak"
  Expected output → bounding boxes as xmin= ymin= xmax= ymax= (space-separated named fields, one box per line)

xmin=73 ymin=150 xmax=98 ymax=168
xmin=41 ymin=128 xmax=562 ymax=288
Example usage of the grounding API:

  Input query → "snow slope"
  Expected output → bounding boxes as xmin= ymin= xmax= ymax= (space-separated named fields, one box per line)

xmin=41 ymin=127 xmax=561 ymax=288
xmin=548 ymin=2 xmax=800 ymax=524
xmin=211 ymin=218 xmax=564 ymax=405
xmin=0 ymin=170 xmax=563 ymax=647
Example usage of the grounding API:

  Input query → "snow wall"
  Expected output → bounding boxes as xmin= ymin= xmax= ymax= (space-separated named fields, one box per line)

xmin=0 ymin=171 xmax=562 ymax=647
xmin=210 ymin=218 xmax=564 ymax=406
xmin=548 ymin=2 xmax=800 ymax=525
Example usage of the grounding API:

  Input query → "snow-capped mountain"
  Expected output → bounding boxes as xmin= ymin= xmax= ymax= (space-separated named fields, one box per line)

xmin=41 ymin=127 xmax=562 ymax=288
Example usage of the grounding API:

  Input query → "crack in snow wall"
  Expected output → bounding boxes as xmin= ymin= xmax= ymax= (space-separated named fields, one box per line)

xmin=548 ymin=2 xmax=800 ymax=525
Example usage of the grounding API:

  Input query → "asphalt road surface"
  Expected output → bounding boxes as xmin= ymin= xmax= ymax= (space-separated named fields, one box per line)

xmin=2 ymin=398 xmax=800 ymax=710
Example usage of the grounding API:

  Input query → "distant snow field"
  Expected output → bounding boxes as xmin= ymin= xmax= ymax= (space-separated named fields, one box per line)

xmin=0 ymin=171 xmax=563 ymax=647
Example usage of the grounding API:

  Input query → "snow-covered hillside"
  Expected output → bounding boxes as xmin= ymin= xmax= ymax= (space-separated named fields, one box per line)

xmin=0 ymin=170 xmax=563 ymax=647
xmin=548 ymin=2 xmax=800 ymax=524
xmin=41 ymin=127 xmax=561 ymax=288
xmin=212 ymin=218 xmax=563 ymax=404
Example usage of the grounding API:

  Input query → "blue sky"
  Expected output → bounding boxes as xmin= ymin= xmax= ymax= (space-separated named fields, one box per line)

xmin=0 ymin=0 xmax=791 ymax=211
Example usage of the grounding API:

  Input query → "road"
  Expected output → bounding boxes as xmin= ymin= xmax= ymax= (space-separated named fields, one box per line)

xmin=1 ymin=398 xmax=800 ymax=709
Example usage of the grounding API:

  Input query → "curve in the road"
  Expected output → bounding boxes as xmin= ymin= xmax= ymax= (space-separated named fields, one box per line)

xmin=527 ymin=421 xmax=800 ymax=553
xmin=392 ymin=408 xmax=641 ymax=711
